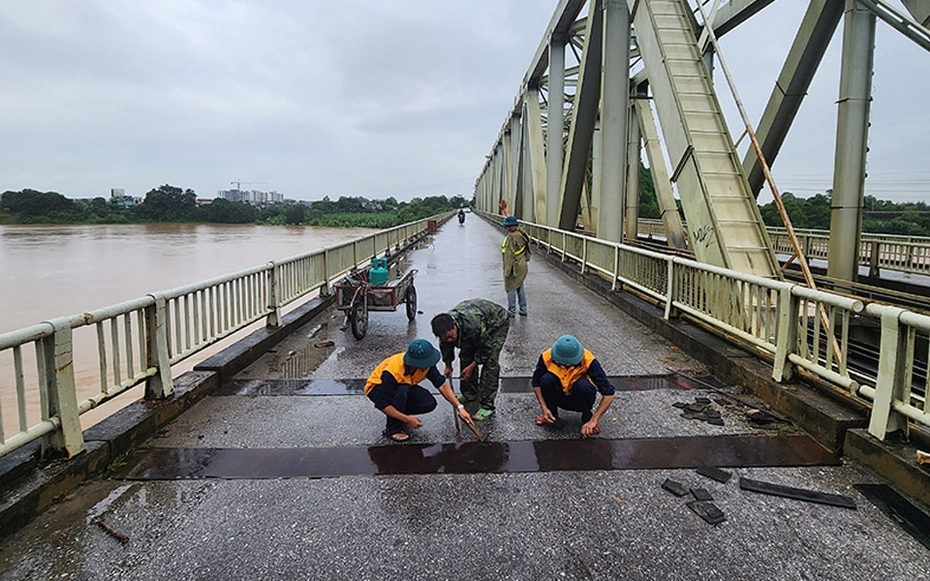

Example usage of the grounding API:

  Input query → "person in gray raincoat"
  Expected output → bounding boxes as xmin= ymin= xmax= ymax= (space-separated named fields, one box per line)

xmin=501 ymin=215 xmax=530 ymax=317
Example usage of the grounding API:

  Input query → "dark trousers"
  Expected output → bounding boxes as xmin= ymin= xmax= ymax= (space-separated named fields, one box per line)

xmin=368 ymin=383 xmax=437 ymax=435
xmin=537 ymin=372 xmax=597 ymax=423
xmin=459 ymin=324 xmax=509 ymax=410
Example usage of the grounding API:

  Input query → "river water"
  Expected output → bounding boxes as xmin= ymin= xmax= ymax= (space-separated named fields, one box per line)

xmin=0 ymin=223 xmax=377 ymax=438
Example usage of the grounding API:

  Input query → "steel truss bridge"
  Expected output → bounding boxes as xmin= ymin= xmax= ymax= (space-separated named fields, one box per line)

xmin=474 ymin=0 xmax=930 ymax=285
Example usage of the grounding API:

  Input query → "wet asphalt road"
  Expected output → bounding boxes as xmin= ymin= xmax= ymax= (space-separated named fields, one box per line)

xmin=1 ymin=215 xmax=928 ymax=580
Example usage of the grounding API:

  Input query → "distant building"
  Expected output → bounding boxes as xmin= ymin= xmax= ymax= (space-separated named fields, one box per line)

xmin=216 ymin=188 xmax=283 ymax=206
xmin=110 ymin=188 xmax=138 ymax=207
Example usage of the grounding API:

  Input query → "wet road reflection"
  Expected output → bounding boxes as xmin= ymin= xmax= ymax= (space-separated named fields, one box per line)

xmin=116 ymin=434 xmax=837 ymax=480
xmin=214 ymin=374 xmax=714 ymax=396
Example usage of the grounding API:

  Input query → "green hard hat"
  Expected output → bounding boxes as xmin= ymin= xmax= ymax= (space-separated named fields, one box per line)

xmin=551 ymin=335 xmax=583 ymax=366
xmin=404 ymin=338 xmax=441 ymax=368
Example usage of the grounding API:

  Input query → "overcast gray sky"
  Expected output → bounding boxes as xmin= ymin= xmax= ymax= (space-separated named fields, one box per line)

xmin=1 ymin=1 xmax=927 ymax=204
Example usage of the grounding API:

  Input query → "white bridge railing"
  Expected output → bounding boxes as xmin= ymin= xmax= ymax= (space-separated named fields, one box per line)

xmin=0 ymin=217 xmax=438 ymax=459
xmin=524 ymin=218 xmax=929 ymax=441
xmin=638 ymin=218 xmax=930 ymax=278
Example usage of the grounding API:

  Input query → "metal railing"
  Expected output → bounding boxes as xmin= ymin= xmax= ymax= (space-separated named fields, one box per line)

xmin=518 ymin=215 xmax=929 ymax=440
xmin=0 ymin=216 xmax=439 ymax=459
xmin=638 ymin=218 xmax=930 ymax=277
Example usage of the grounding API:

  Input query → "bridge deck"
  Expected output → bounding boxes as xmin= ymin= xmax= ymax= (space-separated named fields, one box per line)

xmin=1 ymin=216 xmax=928 ymax=579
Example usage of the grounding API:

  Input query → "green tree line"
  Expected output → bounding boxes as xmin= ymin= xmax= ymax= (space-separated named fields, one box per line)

xmin=0 ymin=186 xmax=471 ymax=228
xmin=758 ymin=193 xmax=930 ymax=236
xmin=4 ymin=183 xmax=928 ymax=236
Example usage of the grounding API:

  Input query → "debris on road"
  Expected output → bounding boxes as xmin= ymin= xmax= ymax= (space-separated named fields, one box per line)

xmin=697 ymin=466 xmax=733 ymax=483
xmin=739 ymin=477 xmax=856 ymax=509
xmin=687 ymin=500 xmax=726 ymax=524
xmin=96 ymin=520 xmax=129 ymax=544
xmin=661 ymin=478 xmax=689 ymax=497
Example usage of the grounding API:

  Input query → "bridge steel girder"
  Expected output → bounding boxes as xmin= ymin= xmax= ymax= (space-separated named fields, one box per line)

xmin=546 ymin=39 xmax=567 ymax=227
xmin=558 ymin=0 xmax=604 ymax=232
xmin=624 ymin=92 xmax=641 ymax=242
xmin=630 ymin=0 xmax=780 ymax=278
xmin=597 ymin=0 xmax=632 ymax=243
xmin=524 ymin=89 xmax=549 ymax=224
xmin=742 ymin=0 xmax=844 ymax=198
xmin=633 ymin=80 xmax=689 ymax=250
xmin=828 ymin=0 xmax=876 ymax=282
xmin=903 ymin=0 xmax=930 ymax=27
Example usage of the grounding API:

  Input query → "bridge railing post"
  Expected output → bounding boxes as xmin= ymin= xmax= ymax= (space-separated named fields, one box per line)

xmin=663 ymin=257 xmax=677 ymax=320
xmin=320 ymin=248 xmax=332 ymax=297
xmin=612 ymin=246 xmax=620 ymax=292
xmin=868 ymin=240 xmax=881 ymax=277
xmin=266 ymin=261 xmax=282 ymax=328
xmin=772 ymin=286 xmax=800 ymax=382
xmin=867 ymin=304 xmax=909 ymax=440
xmin=145 ymin=294 xmax=174 ymax=399
xmin=41 ymin=318 xmax=85 ymax=458
xmin=581 ymin=238 xmax=588 ymax=275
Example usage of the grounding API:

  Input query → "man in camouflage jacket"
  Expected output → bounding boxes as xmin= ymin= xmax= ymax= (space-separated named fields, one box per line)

xmin=430 ymin=298 xmax=510 ymax=421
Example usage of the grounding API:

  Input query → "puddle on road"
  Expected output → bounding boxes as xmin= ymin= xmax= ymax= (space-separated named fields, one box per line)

xmin=116 ymin=434 xmax=837 ymax=480
xmin=214 ymin=374 xmax=715 ymax=396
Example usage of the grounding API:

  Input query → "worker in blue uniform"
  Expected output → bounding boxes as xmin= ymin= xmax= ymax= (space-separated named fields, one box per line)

xmin=365 ymin=338 xmax=474 ymax=442
xmin=531 ymin=335 xmax=616 ymax=438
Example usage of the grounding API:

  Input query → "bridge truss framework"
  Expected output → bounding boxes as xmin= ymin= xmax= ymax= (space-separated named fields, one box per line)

xmin=474 ymin=0 xmax=930 ymax=283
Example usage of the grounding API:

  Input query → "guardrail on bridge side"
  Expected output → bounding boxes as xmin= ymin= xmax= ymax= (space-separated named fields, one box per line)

xmin=0 ymin=215 xmax=447 ymax=460
xmin=638 ymin=218 xmax=930 ymax=278
xmin=492 ymin=213 xmax=929 ymax=442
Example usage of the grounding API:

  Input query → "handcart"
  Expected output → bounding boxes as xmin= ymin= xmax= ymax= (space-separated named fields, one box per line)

xmin=334 ymin=266 xmax=418 ymax=339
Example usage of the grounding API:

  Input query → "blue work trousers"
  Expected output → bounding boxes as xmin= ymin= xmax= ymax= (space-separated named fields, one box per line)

xmin=368 ymin=383 xmax=437 ymax=436
xmin=507 ymin=285 xmax=527 ymax=316
xmin=537 ymin=372 xmax=597 ymax=423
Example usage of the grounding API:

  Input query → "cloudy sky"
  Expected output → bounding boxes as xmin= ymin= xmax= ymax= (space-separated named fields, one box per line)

xmin=1 ymin=1 xmax=927 ymax=204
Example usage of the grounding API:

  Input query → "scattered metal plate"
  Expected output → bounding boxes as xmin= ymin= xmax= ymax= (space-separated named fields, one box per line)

xmin=687 ymin=500 xmax=726 ymax=525
xmin=854 ymin=483 xmax=930 ymax=550
xmin=739 ymin=477 xmax=856 ymax=509
xmin=691 ymin=488 xmax=713 ymax=501
xmin=114 ymin=434 xmax=839 ymax=480
xmin=662 ymin=478 xmax=689 ymax=497
xmin=696 ymin=466 xmax=733 ymax=483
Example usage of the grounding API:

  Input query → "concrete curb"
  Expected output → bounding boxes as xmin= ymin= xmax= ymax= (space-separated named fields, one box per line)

xmin=845 ymin=428 xmax=930 ymax=509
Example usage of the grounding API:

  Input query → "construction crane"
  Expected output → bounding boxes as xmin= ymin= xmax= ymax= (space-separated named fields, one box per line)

xmin=230 ymin=180 xmax=267 ymax=191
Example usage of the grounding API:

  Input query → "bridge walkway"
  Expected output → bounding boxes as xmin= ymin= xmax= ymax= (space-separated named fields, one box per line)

xmin=0 ymin=215 xmax=927 ymax=580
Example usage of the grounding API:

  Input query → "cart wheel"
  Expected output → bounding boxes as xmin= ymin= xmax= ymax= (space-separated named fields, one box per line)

xmin=405 ymin=285 xmax=417 ymax=321
xmin=350 ymin=297 xmax=369 ymax=340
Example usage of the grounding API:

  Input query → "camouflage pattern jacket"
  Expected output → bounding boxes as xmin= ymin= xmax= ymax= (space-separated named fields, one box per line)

xmin=440 ymin=299 xmax=510 ymax=366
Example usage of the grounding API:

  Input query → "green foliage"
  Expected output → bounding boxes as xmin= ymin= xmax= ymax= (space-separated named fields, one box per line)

xmin=305 ymin=212 xmax=398 ymax=228
xmin=199 ymin=198 xmax=260 ymax=223
xmin=135 ymin=184 xmax=197 ymax=222
xmin=284 ymin=205 xmax=306 ymax=225
xmin=0 ymin=186 xmax=471 ymax=230
xmin=757 ymin=192 xmax=930 ymax=236
xmin=637 ymin=163 xmax=661 ymax=219
xmin=7 ymin=181 xmax=793 ymax=234
xmin=1 ymin=189 xmax=80 ymax=221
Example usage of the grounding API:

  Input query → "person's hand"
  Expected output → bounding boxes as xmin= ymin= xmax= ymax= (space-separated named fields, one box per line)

xmin=406 ymin=416 xmax=423 ymax=430
xmin=458 ymin=406 xmax=475 ymax=427
xmin=581 ymin=419 xmax=601 ymax=438
xmin=461 ymin=362 xmax=477 ymax=380
xmin=540 ymin=409 xmax=556 ymax=424
xmin=443 ymin=365 xmax=453 ymax=379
